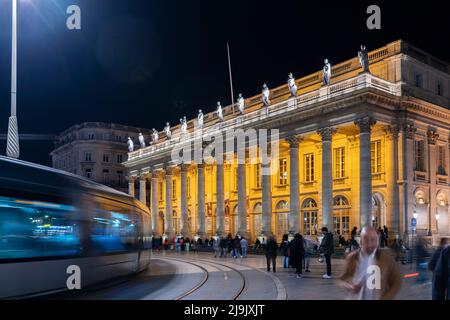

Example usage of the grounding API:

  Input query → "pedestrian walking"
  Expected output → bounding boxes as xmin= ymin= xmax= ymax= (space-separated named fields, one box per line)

xmin=290 ymin=233 xmax=305 ymax=278
xmin=213 ymin=238 xmax=220 ymax=258
xmin=339 ymin=225 xmax=401 ymax=300
xmin=416 ymin=237 xmax=430 ymax=282
xmin=432 ymin=245 xmax=450 ymax=300
xmin=383 ymin=225 xmax=389 ymax=246
xmin=220 ymin=237 xmax=227 ymax=258
xmin=280 ymin=234 xmax=290 ymax=268
xmin=232 ymin=235 xmax=241 ymax=258
xmin=265 ymin=235 xmax=278 ymax=272
xmin=185 ymin=238 xmax=190 ymax=253
xmin=319 ymin=227 xmax=334 ymax=279
xmin=240 ymin=237 xmax=248 ymax=258
xmin=303 ymin=236 xmax=318 ymax=272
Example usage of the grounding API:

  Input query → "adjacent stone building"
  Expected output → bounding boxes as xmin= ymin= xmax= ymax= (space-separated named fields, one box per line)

xmin=51 ymin=122 xmax=151 ymax=194
xmin=124 ymin=40 xmax=450 ymax=244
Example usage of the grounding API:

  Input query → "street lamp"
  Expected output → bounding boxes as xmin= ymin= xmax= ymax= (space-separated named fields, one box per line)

xmin=6 ymin=0 xmax=20 ymax=158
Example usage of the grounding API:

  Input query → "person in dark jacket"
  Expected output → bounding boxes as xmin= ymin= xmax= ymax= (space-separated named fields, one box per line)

xmin=432 ymin=245 xmax=449 ymax=300
xmin=319 ymin=227 xmax=334 ymax=279
xmin=265 ymin=235 xmax=278 ymax=272
xmin=290 ymin=233 xmax=305 ymax=278
xmin=280 ymin=234 xmax=290 ymax=268
xmin=429 ymin=238 xmax=448 ymax=273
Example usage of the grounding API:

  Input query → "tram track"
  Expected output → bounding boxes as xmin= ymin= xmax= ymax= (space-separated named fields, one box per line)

xmin=164 ymin=256 xmax=246 ymax=300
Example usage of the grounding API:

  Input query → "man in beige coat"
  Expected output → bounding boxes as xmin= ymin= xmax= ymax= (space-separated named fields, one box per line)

xmin=340 ymin=225 xmax=401 ymax=299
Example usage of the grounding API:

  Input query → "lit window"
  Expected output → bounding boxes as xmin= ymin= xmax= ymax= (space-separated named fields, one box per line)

xmin=279 ymin=158 xmax=287 ymax=185
xmin=370 ymin=140 xmax=382 ymax=174
xmin=334 ymin=147 xmax=345 ymax=178
xmin=415 ymin=140 xmax=425 ymax=172
xmin=255 ymin=163 xmax=261 ymax=188
xmin=172 ymin=180 xmax=177 ymax=199
xmin=304 ymin=153 xmax=315 ymax=182
xmin=437 ymin=145 xmax=446 ymax=175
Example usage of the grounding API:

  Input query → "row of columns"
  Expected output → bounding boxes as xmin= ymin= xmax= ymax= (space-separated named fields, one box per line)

xmin=129 ymin=116 xmax=407 ymax=239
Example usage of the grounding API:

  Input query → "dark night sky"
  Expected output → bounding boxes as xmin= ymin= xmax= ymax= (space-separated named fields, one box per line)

xmin=0 ymin=0 xmax=449 ymax=165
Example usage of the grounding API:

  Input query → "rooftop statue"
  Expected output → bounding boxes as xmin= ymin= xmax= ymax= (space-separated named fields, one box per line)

xmin=180 ymin=117 xmax=188 ymax=135
xmin=262 ymin=84 xmax=270 ymax=106
xmin=198 ymin=109 xmax=204 ymax=128
xmin=164 ymin=122 xmax=172 ymax=139
xmin=287 ymin=73 xmax=298 ymax=97
xmin=138 ymin=132 xmax=146 ymax=148
xmin=237 ymin=93 xmax=245 ymax=114
xmin=323 ymin=59 xmax=331 ymax=85
xmin=358 ymin=45 xmax=370 ymax=73
xmin=216 ymin=102 xmax=224 ymax=121
xmin=127 ymin=137 xmax=134 ymax=152
xmin=152 ymin=128 xmax=159 ymax=144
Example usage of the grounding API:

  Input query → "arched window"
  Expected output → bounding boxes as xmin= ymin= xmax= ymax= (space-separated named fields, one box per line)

xmin=333 ymin=195 xmax=350 ymax=236
xmin=173 ymin=210 xmax=180 ymax=235
xmin=333 ymin=195 xmax=349 ymax=206
xmin=302 ymin=198 xmax=318 ymax=236
xmin=253 ymin=203 xmax=262 ymax=237
xmin=275 ymin=200 xmax=289 ymax=240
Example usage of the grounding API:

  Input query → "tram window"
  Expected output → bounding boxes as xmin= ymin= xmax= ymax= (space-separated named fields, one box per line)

xmin=90 ymin=202 xmax=140 ymax=253
xmin=0 ymin=195 xmax=80 ymax=260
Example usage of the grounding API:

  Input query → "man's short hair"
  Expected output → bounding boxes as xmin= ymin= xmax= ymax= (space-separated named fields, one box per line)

xmin=321 ymin=227 xmax=328 ymax=232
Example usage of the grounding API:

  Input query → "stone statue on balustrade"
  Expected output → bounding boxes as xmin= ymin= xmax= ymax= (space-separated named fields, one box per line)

xmin=198 ymin=109 xmax=204 ymax=128
xmin=127 ymin=137 xmax=134 ymax=152
xmin=261 ymin=84 xmax=270 ymax=107
xmin=216 ymin=102 xmax=224 ymax=121
xmin=164 ymin=122 xmax=172 ymax=140
xmin=180 ymin=117 xmax=188 ymax=135
xmin=287 ymin=73 xmax=298 ymax=97
xmin=358 ymin=45 xmax=370 ymax=73
xmin=323 ymin=59 xmax=331 ymax=85
xmin=237 ymin=93 xmax=245 ymax=114
xmin=138 ymin=132 xmax=146 ymax=148
xmin=152 ymin=128 xmax=159 ymax=144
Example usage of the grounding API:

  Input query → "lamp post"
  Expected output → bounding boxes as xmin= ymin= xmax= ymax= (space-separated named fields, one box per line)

xmin=6 ymin=0 xmax=20 ymax=159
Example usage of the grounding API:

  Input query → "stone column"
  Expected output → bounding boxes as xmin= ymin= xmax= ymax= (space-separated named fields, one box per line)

xmin=151 ymin=171 xmax=159 ymax=236
xmin=139 ymin=174 xmax=147 ymax=205
xmin=355 ymin=117 xmax=376 ymax=228
xmin=317 ymin=127 xmax=335 ymax=232
xmin=237 ymin=151 xmax=248 ymax=237
xmin=428 ymin=129 xmax=439 ymax=236
xmin=216 ymin=163 xmax=225 ymax=236
xmin=165 ymin=167 xmax=174 ymax=238
xmin=386 ymin=125 xmax=400 ymax=236
xmin=128 ymin=176 xmax=136 ymax=197
xmin=262 ymin=162 xmax=272 ymax=236
xmin=197 ymin=164 xmax=206 ymax=237
xmin=287 ymin=136 xmax=300 ymax=235
xmin=180 ymin=164 xmax=190 ymax=237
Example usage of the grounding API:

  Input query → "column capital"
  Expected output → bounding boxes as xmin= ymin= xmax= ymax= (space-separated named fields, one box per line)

xmin=164 ymin=165 xmax=175 ymax=175
xmin=180 ymin=163 xmax=190 ymax=172
xmin=427 ymin=129 xmax=439 ymax=145
xmin=317 ymin=127 xmax=336 ymax=141
xmin=403 ymin=123 xmax=416 ymax=139
xmin=286 ymin=135 xmax=301 ymax=148
xmin=354 ymin=117 xmax=376 ymax=133
xmin=384 ymin=125 xmax=399 ymax=141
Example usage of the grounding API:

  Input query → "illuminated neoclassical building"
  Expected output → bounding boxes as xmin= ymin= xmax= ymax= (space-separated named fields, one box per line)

xmin=124 ymin=40 xmax=450 ymax=243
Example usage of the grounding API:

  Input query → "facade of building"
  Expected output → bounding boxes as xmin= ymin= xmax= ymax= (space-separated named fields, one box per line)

xmin=51 ymin=122 xmax=151 ymax=194
xmin=124 ymin=40 xmax=450 ymax=244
